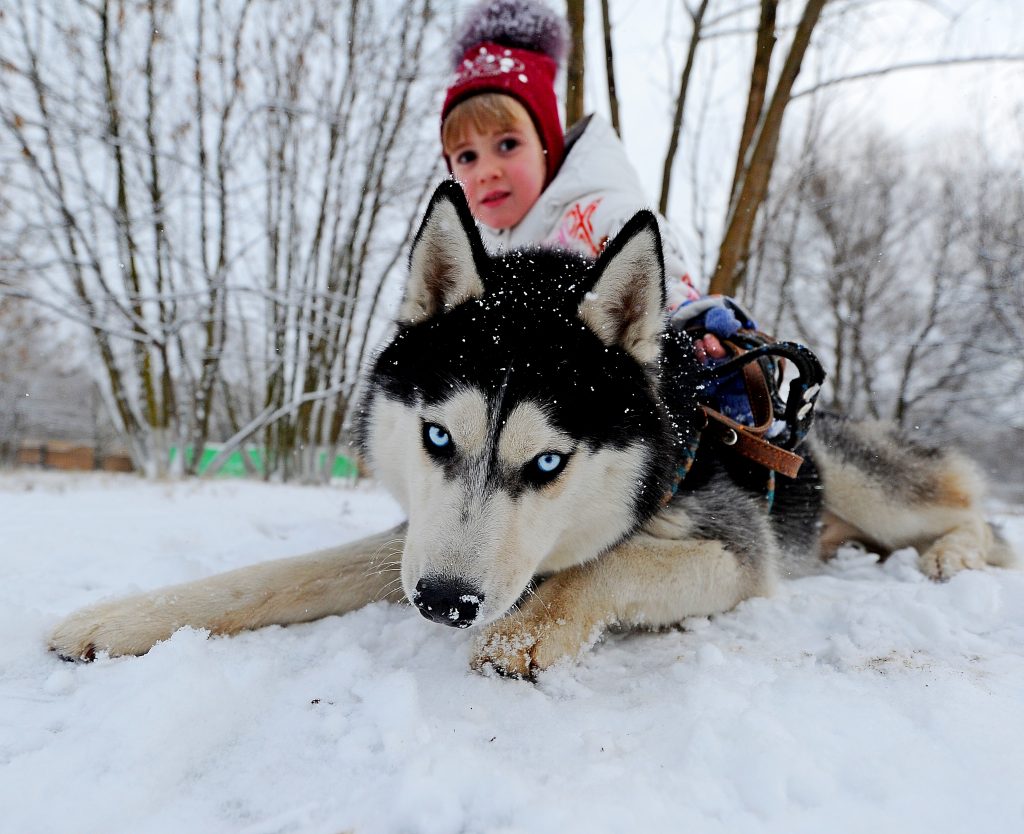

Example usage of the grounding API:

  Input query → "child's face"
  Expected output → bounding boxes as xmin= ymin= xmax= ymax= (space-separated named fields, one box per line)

xmin=447 ymin=111 xmax=546 ymax=230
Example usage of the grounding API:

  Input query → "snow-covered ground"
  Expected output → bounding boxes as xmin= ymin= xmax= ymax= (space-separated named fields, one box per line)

xmin=2 ymin=470 xmax=1022 ymax=834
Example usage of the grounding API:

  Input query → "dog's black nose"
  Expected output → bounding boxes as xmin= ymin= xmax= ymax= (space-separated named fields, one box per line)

xmin=413 ymin=577 xmax=484 ymax=628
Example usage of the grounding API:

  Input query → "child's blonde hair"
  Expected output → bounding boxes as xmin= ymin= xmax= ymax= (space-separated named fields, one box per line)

xmin=441 ymin=93 xmax=533 ymax=154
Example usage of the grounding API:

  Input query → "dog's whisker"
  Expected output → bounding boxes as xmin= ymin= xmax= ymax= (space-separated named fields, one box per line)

xmin=363 ymin=562 xmax=401 ymax=578
xmin=372 ymin=576 xmax=407 ymax=601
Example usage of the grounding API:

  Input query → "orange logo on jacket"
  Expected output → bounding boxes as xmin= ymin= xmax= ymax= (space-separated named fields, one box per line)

xmin=556 ymin=199 xmax=604 ymax=256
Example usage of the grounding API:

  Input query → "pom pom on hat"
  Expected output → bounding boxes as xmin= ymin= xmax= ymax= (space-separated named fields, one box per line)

xmin=450 ymin=0 xmax=568 ymax=68
xmin=443 ymin=0 xmax=567 ymax=186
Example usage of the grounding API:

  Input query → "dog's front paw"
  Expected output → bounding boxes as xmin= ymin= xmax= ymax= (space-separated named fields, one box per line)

xmin=49 ymin=597 xmax=182 ymax=661
xmin=470 ymin=610 xmax=599 ymax=680
xmin=471 ymin=618 xmax=544 ymax=679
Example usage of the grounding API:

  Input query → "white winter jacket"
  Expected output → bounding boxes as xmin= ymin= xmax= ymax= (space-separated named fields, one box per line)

xmin=478 ymin=114 xmax=701 ymax=311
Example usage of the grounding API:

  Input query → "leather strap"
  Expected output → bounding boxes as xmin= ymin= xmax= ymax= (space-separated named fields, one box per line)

xmin=740 ymin=356 xmax=774 ymax=434
xmin=710 ymin=341 xmax=804 ymax=478
xmin=702 ymin=406 xmax=805 ymax=478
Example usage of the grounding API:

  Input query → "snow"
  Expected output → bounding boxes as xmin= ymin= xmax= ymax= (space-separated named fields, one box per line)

xmin=3 ymin=470 xmax=1023 ymax=834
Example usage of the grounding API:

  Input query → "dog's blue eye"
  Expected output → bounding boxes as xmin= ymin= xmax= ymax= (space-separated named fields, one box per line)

xmin=536 ymin=453 xmax=561 ymax=473
xmin=422 ymin=423 xmax=455 ymax=458
xmin=427 ymin=425 xmax=450 ymax=448
xmin=526 ymin=451 xmax=568 ymax=486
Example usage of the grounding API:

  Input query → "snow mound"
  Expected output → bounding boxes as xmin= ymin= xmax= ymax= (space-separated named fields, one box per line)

xmin=2 ymin=472 xmax=1022 ymax=834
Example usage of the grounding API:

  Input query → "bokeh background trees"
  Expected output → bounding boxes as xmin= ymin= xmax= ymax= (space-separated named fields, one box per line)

xmin=2 ymin=0 xmax=1021 ymax=483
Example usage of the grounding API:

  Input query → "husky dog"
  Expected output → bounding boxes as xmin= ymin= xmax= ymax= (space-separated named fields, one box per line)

xmin=50 ymin=181 xmax=1015 ymax=678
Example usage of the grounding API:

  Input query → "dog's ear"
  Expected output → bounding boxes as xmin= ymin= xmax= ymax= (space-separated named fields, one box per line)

xmin=399 ymin=180 xmax=487 ymax=325
xmin=578 ymin=210 xmax=666 ymax=364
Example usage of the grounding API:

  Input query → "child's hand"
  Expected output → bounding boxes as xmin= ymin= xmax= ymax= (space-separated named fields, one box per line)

xmin=694 ymin=334 xmax=726 ymax=363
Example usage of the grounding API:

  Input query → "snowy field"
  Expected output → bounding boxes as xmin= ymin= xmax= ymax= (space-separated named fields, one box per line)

xmin=2 ymin=470 xmax=1023 ymax=834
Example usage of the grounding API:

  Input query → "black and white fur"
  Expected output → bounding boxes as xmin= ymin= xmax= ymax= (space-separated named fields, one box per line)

xmin=50 ymin=181 xmax=1016 ymax=677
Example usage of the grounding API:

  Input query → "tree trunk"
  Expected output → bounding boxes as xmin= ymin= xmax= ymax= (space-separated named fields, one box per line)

xmin=710 ymin=0 xmax=828 ymax=296
xmin=564 ymin=0 xmax=585 ymax=127
xmin=727 ymin=0 xmax=777 ymax=215
xmin=599 ymin=0 xmax=620 ymax=137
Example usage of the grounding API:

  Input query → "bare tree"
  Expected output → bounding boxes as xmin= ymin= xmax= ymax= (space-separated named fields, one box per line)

xmin=747 ymin=129 xmax=1024 ymax=440
xmin=0 ymin=168 xmax=104 ymax=458
xmin=658 ymin=0 xmax=709 ymax=216
xmin=598 ymin=0 xmax=621 ymax=136
xmin=703 ymin=1 xmax=1023 ymax=296
xmin=710 ymin=0 xmax=828 ymax=295
xmin=0 ymin=0 xmax=450 ymax=481
xmin=0 ymin=0 xmax=260 ymax=474
xmin=967 ymin=152 xmax=1024 ymax=357
xmin=564 ymin=0 xmax=585 ymax=127
xmin=235 ymin=0 xmax=445 ymax=481
xmin=725 ymin=0 xmax=776 ymax=225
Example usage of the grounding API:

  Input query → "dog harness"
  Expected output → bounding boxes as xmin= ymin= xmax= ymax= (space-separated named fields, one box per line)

xmin=664 ymin=334 xmax=826 ymax=509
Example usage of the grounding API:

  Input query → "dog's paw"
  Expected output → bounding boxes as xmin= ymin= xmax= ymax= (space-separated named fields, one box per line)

xmin=918 ymin=539 xmax=985 ymax=582
xmin=471 ymin=619 xmax=545 ymax=679
xmin=48 ymin=597 xmax=181 ymax=661
xmin=470 ymin=612 xmax=598 ymax=680
xmin=48 ymin=621 xmax=100 ymax=662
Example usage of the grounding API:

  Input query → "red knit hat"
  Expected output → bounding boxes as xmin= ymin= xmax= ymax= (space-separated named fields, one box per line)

xmin=442 ymin=1 xmax=567 ymax=185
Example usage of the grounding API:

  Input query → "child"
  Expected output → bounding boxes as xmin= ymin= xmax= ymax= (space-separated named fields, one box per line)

xmin=440 ymin=0 xmax=710 ymax=321
xmin=439 ymin=0 xmax=745 ymax=371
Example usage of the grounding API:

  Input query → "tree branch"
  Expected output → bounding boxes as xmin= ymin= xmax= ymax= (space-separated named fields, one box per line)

xmin=658 ymin=0 xmax=709 ymax=216
xmin=791 ymin=55 xmax=1024 ymax=100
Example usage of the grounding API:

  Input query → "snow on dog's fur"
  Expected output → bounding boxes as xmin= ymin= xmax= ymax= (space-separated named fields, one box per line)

xmin=50 ymin=181 xmax=1016 ymax=678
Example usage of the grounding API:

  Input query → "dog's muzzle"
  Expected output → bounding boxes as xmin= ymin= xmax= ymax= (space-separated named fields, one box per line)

xmin=413 ymin=577 xmax=484 ymax=629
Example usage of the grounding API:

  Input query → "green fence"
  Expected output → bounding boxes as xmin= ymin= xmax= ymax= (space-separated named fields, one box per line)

xmin=169 ymin=446 xmax=357 ymax=478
